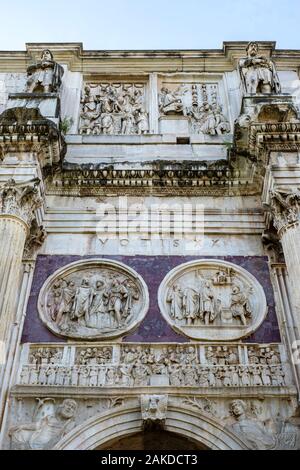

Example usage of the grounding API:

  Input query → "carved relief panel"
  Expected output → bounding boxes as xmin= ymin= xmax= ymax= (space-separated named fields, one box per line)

xmin=38 ymin=259 xmax=149 ymax=340
xmin=79 ymin=81 xmax=149 ymax=135
xmin=158 ymin=260 xmax=267 ymax=341
xmin=158 ymin=78 xmax=230 ymax=135
xmin=17 ymin=342 xmax=288 ymax=389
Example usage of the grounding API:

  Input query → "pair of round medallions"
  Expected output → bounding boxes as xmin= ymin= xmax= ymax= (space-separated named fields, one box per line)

xmin=38 ymin=258 xmax=267 ymax=342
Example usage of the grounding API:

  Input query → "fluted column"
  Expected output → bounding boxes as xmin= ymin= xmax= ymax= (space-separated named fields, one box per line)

xmin=268 ymin=189 xmax=300 ymax=335
xmin=0 ymin=178 xmax=42 ymax=356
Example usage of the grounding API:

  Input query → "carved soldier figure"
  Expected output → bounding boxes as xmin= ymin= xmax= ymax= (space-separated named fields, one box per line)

xmin=230 ymin=285 xmax=252 ymax=326
xmin=89 ymin=367 xmax=99 ymax=387
xmin=105 ymin=277 xmax=128 ymax=327
xmin=251 ymin=365 xmax=263 ymax=386
xmin=200 ymin=281 xmax=217 ymax=325
xmin=167 ymin=284 xmax=183 ymax=321
xmin=198 ymin=367 xmax=209 ymax=387
xmin=26 ymin=49 xmax=64 ymax=93
xmin=208 ymin=367 xmax=217 ymax=387
xmin=261 ymin=365 xmax=272 ymax=386
xmin=227 ymin=348 xmax=238 ymax=365
xmin=169 ymin=365 xmax=184 ymax=386
xmin=182 ymin=287 xmax=199 ymax=325
xmin=55 ymin=280 xmax=76 ymax=329
xmin=184 ymin=365 xmax=198 ymax=386
xmin=87 ymin=280 xmax=107 ymax=329
xmin=45 ymin=365 xmax=57 ymax=386
xmin=230 ymin=366 xmax=240 ymax=387
xmin=239 ymin=366 xmax=251 ymax=387
xmin=238 ymin=42 xmax=281 ymax=95
xmin=135 ymin=106 xmax=149 ymax=134
xmin=20 ymin=366 xmax=30 ymax=385
xmin=70 ymin=365 xmax=79 ymax=387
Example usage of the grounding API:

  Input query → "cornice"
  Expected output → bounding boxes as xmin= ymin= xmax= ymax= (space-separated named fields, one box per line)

xmin=0 ymin=42 xmax=300 ymax=73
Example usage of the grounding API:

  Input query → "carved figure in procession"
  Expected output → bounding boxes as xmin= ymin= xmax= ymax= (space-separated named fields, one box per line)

xmin=166 ymin=284 xmax=183 ymax=321
xmin=199 ymin=280 xmax=218 ymax=325
xmin=9 ymin=399 xmax=77 ymax=450
xmin=135 ymin=106 xmax=149 ymax=134
xmin=71 ymin=278 xmax=94 ymax=324
xmin=182 ymin=287 xmax=199 ymax=325
xmin=230 ymin=285 xmax=252 ymax=325
xmin=26 ymin=49 xmax=64 ymax=93
xmin=104 ymin=277 xmax=129 ymax=327
xmin=238 ymin=42 xmax=281 ymax=95
xmin=87 ymin=280 xmax=108 ymax=329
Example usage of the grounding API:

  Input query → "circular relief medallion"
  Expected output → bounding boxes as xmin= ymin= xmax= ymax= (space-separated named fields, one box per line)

xmin=38 ymin=259 xmax=149 ymax=340
xmin=158 ymin=260 xmax=267 ymax=341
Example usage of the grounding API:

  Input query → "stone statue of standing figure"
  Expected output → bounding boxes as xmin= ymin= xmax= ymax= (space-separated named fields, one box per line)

xmin=26 ymin=49 xmax=64 ymax=93
xmin=238 ymin=42 xmax=281 ymax=95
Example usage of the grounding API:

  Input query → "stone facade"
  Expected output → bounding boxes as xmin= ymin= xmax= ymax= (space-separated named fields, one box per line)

xmin=1 ymin=41 xmax=300 ymax=450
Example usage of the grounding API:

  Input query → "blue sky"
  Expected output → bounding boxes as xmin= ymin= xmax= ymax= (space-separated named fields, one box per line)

xmin=1 ymin=0 xmax=299 ymax=50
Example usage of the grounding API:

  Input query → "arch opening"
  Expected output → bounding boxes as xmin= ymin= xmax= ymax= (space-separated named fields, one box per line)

xmin=97 ymin=429 xmax=209 ymax=451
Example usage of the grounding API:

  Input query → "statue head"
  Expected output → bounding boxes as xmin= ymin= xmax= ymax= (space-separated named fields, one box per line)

xmin=232 ymin=285 xmax=240 ymax=294
xmin=246 ymin=42 xmax=259 ymax=57
xmin=96 ymin=280 xmax=105 ymax=289
xmin=230 ymin=399 xmax=247 ymax=418
xmin=41 ymin=49 xmax=53 ymax=61
xmin=58 ymin=399 xmax=77 ymax=420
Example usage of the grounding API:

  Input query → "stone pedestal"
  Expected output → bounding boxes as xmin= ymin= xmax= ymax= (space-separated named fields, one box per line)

xmin=7 ymin=93 xmax=60 ymax=126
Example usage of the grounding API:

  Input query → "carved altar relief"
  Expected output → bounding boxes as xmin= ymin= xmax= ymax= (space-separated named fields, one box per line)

xmin=79 ymin=82 xmax=149 ymax=135
xmin=158 ymin=260 xmax=267 ymax=341
xmin=38 ymin=259 xmax=149 ymax=340
xmin=158 ymin=80 xmax=230 ymax=135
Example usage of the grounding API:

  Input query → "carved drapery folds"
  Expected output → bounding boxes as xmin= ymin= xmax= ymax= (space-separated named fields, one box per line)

xmin=158 ymin=260 xmax=267 ymax=341
xmin=227 ymin=399 xmax=300 ymax=450
xmin=238 ymin=42 xmax=281 ymax=95
xmin=267 ymin=188 xmax=300 ymax=237
xmin=38 ymin=259 xmax=149 ymax=340
xmin=26 ymin=49 xmax=64 ymax=94
xmin=9 ymin=398 xmax=77 ymax=450
xmin=79 ymin=82 xmax=149 ymax=135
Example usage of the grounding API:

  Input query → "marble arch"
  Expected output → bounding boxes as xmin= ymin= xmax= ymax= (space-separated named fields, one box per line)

xmin=54 ymin=403 xmax=248 ymax=450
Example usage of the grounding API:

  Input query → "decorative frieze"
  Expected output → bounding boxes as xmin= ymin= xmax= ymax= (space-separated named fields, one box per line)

xmin=158 ymin=260 xmax=267 ymax=341
xmin=79 ymin=82 xmax=149 ymax=135
xmin=17 ymin=342 xmax=288 ymax=389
